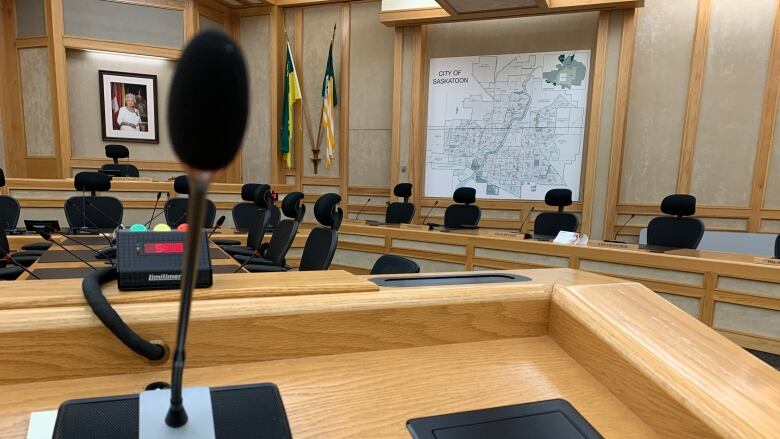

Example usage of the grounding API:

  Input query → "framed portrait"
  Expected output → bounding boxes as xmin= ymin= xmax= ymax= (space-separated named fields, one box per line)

xmin=99 ymin=70 xmax=159 ymax=143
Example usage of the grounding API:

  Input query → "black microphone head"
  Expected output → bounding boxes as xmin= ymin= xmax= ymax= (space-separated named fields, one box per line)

xmin=168 ymin=31 xmax=248 ymax=171
xmin=156 ymin=192 xmax=162 ymax=200
xmin=37 ymin=230 xmax=52 ymax=241
xmin=216 ymin=216 xmax=226 ymax=227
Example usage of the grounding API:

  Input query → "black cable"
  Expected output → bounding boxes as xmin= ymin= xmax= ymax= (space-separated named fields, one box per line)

xmin=82 ymin=267 xmax=166 ymax=361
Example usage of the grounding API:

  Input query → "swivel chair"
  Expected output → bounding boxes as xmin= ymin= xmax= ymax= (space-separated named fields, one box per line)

xmin=533 ymin=189 xmax=578 ymax=239
xmin=385 ymin=183 xmax=415 ymax=224
xmin=646 ymin=194 xmax=705 ymax=249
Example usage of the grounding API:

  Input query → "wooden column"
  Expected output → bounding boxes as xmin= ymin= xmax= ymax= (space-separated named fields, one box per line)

xmin=410 ymin=25 xmax=427 ymax=222
xmin=46 ymin=0 xmax=71 ymax=178
xmin=579 ymin=11 xmax=610 ymax=235
xmin=0 ymin=0 xmax=27 ymax=176
xmin=390 ymin=27 xmax=403 ymax=197
xmin=339 ymin=3 xmax=350 ymax=209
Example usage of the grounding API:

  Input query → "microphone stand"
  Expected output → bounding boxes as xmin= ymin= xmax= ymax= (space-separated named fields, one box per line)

xmin=605 ymin=214 xmax=636 ymax=244
xmin=422 ymin=200 xmax=439 ymax=230
xmin=145 ymin=192 xmax=163 ymax=227
xmin=52 ymin=231 xmax=115 ymax=266
xmin=166 ymin=171 xmax=210 ymax=428
xmin=519 ymin=206 xmax=535 ymax=239
xmin=37 ymin=231 xmax=97 ymax=270
xmin=0 ymin=243 xmax=40 ymax=279
xmin=354 ymin=198 xmax=371 ymax=220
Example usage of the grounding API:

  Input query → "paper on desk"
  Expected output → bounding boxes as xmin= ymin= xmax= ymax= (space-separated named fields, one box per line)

xmin=27 ymin=410 xmax=56 ymax=439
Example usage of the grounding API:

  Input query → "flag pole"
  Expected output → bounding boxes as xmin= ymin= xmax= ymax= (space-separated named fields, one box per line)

xmin=313 ymin=24 xmax=337 ymax=173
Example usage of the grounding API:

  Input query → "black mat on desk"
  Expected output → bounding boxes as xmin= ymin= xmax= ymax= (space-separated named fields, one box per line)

xmin=407 ymin=399 xmax=602 ymax=439
xmin=39 ymin=248 xmax=229 ymax=263
xmin=31 ymin=263 xmax=238 ymax=279
xmin=61 ymin=236 xmax=113 ymax=246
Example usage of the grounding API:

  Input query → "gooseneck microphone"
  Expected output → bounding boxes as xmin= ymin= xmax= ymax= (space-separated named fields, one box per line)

xmin=519 ymin=206 xmax=535 ymax=238
xmin=0 ymin=243 xmax=40 ymax=279
xmin=354 ymin=198 xmax=371 ymax=220
xmin=36 ymin=231 xmax=97 ymax=270
xmin=52 ymin=30 xmax=291 ymax=439
xmin=145 ymin=192 xmax=163 ymax=227
xmin=234 ymin=248 xmax=260 ymax=273
xmin=67 ymin=200 xmax=99 ymax=234
xmin=422 ymin=200 xmax=439 ymax=229
xmin=606 ymin=214 xmax=636 ymax=244
xmin=207 ymin=215 xmax=226 ymax=241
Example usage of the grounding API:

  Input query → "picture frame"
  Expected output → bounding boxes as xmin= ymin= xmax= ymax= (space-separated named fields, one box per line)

xmin=99 ymin=70 xmax=159 ymax=144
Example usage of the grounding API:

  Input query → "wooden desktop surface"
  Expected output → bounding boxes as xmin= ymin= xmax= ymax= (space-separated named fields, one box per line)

xmin=0 ymin=271 xmax=778 ymax=438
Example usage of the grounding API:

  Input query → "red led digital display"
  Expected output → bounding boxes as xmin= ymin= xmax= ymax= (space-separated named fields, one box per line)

xmin=143 ymin=242 xmax=184 ymax=254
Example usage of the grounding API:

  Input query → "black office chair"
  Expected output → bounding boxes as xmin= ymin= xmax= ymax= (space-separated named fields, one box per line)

xmin=370 ymin=254 xmax=420 ymax=275
xmin=236 ymin=192 xmax=305 ymax=271
xmin=100 ymin=144 xmax=139 ymax=177
xmin=646 ymin=194 xmax=705 ymax=249
xmin=0 ymin=168 xmax=20 ymax=231
xmin=64 ymin=172 xmax=123 ymax=231
xmin=775 ymin=235 xmax=779 ymax=259
xmin=164 ymin=175 xmax=217 ymax=228
xmin=231 ymin=183 xmax=280 ymax=231
xmin=222 ymin=185 xmax=273 ymax=258
xmin=246 ymin=193 xmax=342 ymax=272
xmin=443 ymin=187 xmax=480 ymax=229
xmin=386 ymin=183 xmax=415 ymax=224
xmin=533 ymin=189 xmax=578 ymax=238
xmin=0 ymin=227 xmax=40 ymax=269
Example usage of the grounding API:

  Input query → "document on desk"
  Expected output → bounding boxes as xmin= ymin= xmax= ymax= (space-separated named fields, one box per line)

xmin=26 ymin=410 xmax=56 ymax=439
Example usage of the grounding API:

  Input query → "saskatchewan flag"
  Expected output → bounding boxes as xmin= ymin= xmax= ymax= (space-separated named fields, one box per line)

xmin=321 ymin=41 xmax=338 ymax=167
xmin=280 ymin=40 xmax=301 ymax=169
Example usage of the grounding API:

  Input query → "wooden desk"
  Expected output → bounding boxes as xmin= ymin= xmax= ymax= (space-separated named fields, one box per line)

xmin=0 ymin=270 xmax=777 ymax=438
xmin=328 ymin=223 xmax=780 ymax=355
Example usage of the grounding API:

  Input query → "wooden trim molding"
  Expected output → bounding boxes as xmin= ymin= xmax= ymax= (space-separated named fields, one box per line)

xmin=603 ymin=8 xmax=637 ymax=239
xmin=390 ymin=26 xmax=403 ymax=195
xmin=580 ymin=11 xmax=610 ymax=235
xmin=0 ymin=0 xmax=27 ymax=176
xmin=47 ymin=0 xmax=70 ymax=178
xmin=339 ymin=3 xmax=350 ymax=210
xmin=14 ymin=37 xmax=48 ymax=49
xmin=676 ymin=0 xmax=711 ymax=194
xmin=70 ymin=157 xmax=184 ymax=172
xmin=62 ymin=35 xmax=181 ymax=59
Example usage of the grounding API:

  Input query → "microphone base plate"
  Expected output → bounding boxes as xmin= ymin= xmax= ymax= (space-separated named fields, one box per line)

xmin=52 ymin=383 xmax=292 ymax=439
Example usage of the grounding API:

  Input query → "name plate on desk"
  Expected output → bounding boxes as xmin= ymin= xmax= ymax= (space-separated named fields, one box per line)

xmin=342 ymin=219 xmax=367 ymax=225
xmin=400 ymin=223 xmax=429 ymax=231
xmin=753 ymin=256 xmax=780 ymax=266
xmin=587 ymin=240 xmax=640 ymax=250
xmin=483 ymin=230 xmax=524 ymax=239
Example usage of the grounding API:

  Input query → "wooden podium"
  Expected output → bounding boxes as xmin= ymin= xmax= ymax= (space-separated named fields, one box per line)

xmin=0 ymin=268 xmax=778 ymax=437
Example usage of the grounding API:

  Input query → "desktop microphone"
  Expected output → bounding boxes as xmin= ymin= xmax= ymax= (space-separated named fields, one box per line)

xmin=145 ymin=192 xmax=163 ymax=227
xmin=86 ymin=200 xmax=122 ymax=229
xmin=233 ymin=248 xmax=260 ymax=273
xmin=67 ymin=200 xmax=99 ymax=234
xmin=354 ymin=198 xmax=371 ymax=220
xmin=0 ymin=243 xmax=40 ymax=279
xmin=422 ymin=200 xmax=439 ymax=229
xmin=207 ymin=216 xmax=226 ymax=241
xmin=606 ymin=214 xmax=636 ymax=244
xmin=51 ymin=30 xmax=291 ymax=439
xmin=36 ymin=231 xmax=97 ymax=270
xmin=48 ymin=229 xmax=115 ymax=266
xmin=519 ymin=206 xmax=535 ymax=238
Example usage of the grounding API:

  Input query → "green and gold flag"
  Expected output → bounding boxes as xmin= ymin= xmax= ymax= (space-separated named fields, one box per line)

xmin=320 ymin=40 xmax=338 ymax=168
xmin=280 ymin=40 xmax=301 ymax=169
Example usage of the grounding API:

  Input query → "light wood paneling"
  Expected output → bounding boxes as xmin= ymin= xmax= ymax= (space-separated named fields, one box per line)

xmin=0 ymin=0 xmax=27 ymax=176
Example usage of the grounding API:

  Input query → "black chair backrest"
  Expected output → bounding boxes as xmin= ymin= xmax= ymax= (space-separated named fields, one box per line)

xmin=246 ymin=208 xmax=271 ymax=252
xmin=386 ymin=183 xmax=415 ymax=224
xmin=647 ymin=194 xmax=704 ymax=249
xmin=370 ymin=254 xmax=420 ymax=275
xmin=444 ymin=187 xmax=480 ymax=228
xmin=164 ymin=198 xmax=216 ymax=228
xmin=263 ymin=192 xmax=305 ymax=265
xmin=100 ymin=163 xmax=139 ymax=177
xmin=298 ymin=193 xmax=342 ymax=271
xmin=775 ymin=235 xmax=779 ymax=259
xmin=0 ymin=170 xmax=20 ymax=230
xmin=533 ymin=189 xmax=578 ymax=237
xmin=233 ymin=183 xmax=281 ymax=230
xmin=105 ymin=144 xmax=129 ymax=164
xmin=74 ymin=171 xmax=111 ymax=196
xmin=64 ymin=196 xmax=124 ymax=229
xmin=0 ymin=227 xmax=11 ymax=257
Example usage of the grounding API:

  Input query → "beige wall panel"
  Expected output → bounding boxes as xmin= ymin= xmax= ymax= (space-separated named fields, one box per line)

xmin=348 ymin=1 xmax=393 ymax=188
xmin=699 ymin=217 xmax=747 ymax=231
xmin=717 ymin=277 xmax=780 ymax=300
xmin=690 ymin=0 xmax=775 ymax=206
xmin=15 ymin=0 xmax=46 ymax=38
xmin=620 ymin=0 xmax=697 ymax=204
xmin=348 ymin=195 xmax=389 ymax=204
xmin=240 ymin=16 xmax=272 ymax=185
xmin=578 ymin=259 xmax=704 ymax=286
xmin=302 ymin=5 xmax=342 ymax=178
xmin=657 ymin=293 xmax=700 ymax=318
xmin=713 ymin=302 xmax=780 ymax=339
xmin=332 ymin=248 xmax=382 ymax=269
xmin=764 ymin=81 xmax=780 ymax=207
xmin=18 ymin=207 xmax=68 ymax=226
xmin=759 ymin=219 xmax=780 ymax=233
xmin=339 ymin=233 xmax=385 ymax=246
xmin=393 ymin=239 xmax=465 ymax=255
xmin=199 ymin=15 xmax=222 ymax=32
xmin=63 ymin=0 xmax=183 ymax=48
xmin=399 ymin=27 xmax=413 ymax=184
xmin=66 ymin=50 xmax=178 ymax=166
xmin=427 ymin=12 xmax=598 ymax=58
xmin=18 ymin=48 xmax=55 ymax=157
xmin=474 ymin=248 xmax=569 ymax=267
xmin=591 ymin=11 xmax=624 ymax=240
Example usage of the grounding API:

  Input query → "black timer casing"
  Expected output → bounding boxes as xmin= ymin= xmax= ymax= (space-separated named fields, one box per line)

xmin=116 ymin=230 xmax=213 ymax=291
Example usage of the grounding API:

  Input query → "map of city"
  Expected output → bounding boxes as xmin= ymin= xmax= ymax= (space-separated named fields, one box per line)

xmin=425 ymin=51 xmax=590 ymax=201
